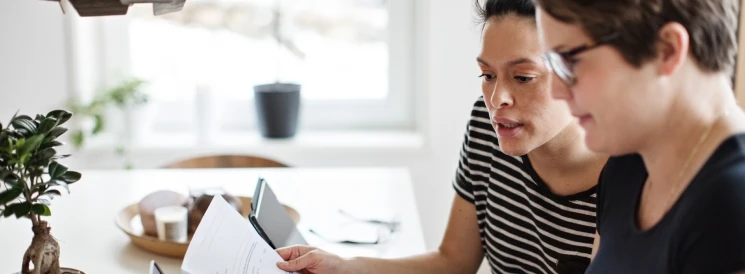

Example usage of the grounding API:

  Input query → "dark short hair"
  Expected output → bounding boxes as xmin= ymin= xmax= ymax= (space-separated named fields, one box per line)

xmin=476 ymin=0 xmax=536 ymax=25
xmin=533 ymin=0 xmax=739 ymax=74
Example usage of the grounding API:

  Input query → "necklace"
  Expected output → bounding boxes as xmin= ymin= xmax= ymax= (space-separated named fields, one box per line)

xmin=649 ymin=110 xmax=730 ymax=212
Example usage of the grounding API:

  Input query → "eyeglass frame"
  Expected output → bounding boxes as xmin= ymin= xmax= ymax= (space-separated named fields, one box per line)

xmin=541 ymin=33 xmax=620 ymax=87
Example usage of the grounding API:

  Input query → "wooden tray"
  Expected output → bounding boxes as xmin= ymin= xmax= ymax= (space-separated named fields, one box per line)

xmin=114 ymin=196 xmax=300 ymax=258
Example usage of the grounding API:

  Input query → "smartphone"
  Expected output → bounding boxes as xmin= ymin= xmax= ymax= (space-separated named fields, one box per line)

xmin=249 ymin=213 xmax=277 ymax=249
xmin=150 ymin=260 xmax=164 ymax=274
xmin=249 ymin=178 xmax=308 ymax=249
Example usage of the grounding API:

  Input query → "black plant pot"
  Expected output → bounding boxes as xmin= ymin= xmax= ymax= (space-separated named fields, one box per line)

xmin=254 ymin=83 xmax=301 ymax=138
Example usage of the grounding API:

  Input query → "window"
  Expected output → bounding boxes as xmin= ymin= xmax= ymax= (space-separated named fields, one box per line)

xmin=83 ymin=0 xmax=415 ymax=136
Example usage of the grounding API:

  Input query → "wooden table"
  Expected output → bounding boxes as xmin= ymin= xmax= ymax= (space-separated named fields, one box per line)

xmin=0 ymin=168 xmax=426 ymax=274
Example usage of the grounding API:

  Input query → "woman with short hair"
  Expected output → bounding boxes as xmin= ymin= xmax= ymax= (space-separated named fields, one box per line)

xmin=535 ymin=0 xmax=745 ymax=272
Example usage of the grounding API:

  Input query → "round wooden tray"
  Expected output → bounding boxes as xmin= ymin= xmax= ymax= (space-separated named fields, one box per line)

xmin=115 ymin=196 xmax=300 ymax=258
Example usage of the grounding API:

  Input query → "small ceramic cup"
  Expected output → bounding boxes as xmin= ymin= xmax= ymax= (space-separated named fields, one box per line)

xmin=154 ymin=206 xmax=188 ymax=242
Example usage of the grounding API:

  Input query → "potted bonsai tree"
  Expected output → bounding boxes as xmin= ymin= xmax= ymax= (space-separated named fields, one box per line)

xmin=0 ymin=110 xmax=83 ymax=274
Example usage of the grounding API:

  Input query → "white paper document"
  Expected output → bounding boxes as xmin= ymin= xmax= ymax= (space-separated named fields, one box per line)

xmin=181 ymin=195 xmax=295 ymax=274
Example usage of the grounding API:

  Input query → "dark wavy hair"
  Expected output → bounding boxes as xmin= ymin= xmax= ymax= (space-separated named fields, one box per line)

xmin=475 ymin=0 xmax=536 ymax=26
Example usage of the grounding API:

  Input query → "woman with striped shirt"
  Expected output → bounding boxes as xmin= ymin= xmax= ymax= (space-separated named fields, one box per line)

xmin=275 ymin=1 xmax=607 ymax=273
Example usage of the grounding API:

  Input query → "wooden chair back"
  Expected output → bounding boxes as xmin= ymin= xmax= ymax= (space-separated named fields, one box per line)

xmin=162 ymin=155 xmax=288 ymax=168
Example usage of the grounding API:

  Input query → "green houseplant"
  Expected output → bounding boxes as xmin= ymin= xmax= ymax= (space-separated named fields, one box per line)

xmin=0 ymin=110 xmax=82 ymax=274
xmin=68 ymin=77 xmax=148 ymax=149
xmin=68 ymin=77 xmax=148 ymax=169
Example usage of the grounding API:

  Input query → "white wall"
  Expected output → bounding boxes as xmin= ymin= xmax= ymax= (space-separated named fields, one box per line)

xmin=415 ymin=0 xmax=482 ymax=248
xmin=0 ymin=0 xmax=481 ymax=252
xmin=0 ymin=1 xmax=69 ymax=121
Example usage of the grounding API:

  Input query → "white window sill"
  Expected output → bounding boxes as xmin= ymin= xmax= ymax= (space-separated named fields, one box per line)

xmin=80 ymin=130 xmax=425 ymax=153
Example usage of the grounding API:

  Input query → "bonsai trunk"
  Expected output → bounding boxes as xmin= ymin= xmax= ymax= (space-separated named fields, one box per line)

xmin=21 ymin=215 xmax=61 ymax=274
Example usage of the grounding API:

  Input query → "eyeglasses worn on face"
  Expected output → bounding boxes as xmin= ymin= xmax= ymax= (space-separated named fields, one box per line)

xmin=541 ymin=34 xmax=619 ymax=87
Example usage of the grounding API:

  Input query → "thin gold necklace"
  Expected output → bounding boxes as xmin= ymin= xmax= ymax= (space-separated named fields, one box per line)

xmin=649 ymin=110 xmax=729 ymax=212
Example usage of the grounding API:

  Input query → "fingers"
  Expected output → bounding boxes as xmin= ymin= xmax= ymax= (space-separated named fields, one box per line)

xmin=276 ymin=250 xmax=322 ymax=272
xmin=276 ymin=245 xmax=317 ymax=261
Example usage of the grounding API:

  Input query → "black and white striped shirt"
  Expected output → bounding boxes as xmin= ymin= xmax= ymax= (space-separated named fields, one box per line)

xmin=453 ymin=97 xmax=597 ymax=274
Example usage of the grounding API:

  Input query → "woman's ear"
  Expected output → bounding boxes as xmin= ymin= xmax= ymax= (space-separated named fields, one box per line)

xmin=655 ymin=22 xmax=690 ymax=76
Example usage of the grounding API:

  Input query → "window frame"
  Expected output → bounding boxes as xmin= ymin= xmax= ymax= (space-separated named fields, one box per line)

xmin=68 ymin=0 xmax=418 ymax=135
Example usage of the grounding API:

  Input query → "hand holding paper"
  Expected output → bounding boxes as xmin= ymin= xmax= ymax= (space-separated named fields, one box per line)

xmin=181 ymin=195 xmax=296 ymax=274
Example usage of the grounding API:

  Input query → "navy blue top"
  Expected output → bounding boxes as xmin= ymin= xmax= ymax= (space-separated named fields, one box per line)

xmin=587 ymin=134 xmax=745 ymax=274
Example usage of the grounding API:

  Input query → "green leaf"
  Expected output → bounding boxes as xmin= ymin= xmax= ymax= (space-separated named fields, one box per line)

xmin=92 ymin=114 xmax=104 ymax=135
xmin=62 ymin=171 xmax=81 ymax=184
xmin=2 ymin=204 xmax=16 ymax=217
xmin=48 ymin=180 xmax=69 ymax=193
xmin=40 ymin=140 xmax=63 ymax=150
xmin=38 ymin=117 xmax=58 ymax=134
xmin=15 ymin=138 xmax=25 ymax=150
xmin=48 ymin=162 xmax=59 ymax=179
xmin=46 ymin=110 xmax=72 ymax=125
xmin=12 ymin=129 xmax=29 ymax=138
xmin=52 ymin=154 xmax=71 ymax=161
xmin=71 ymin=131 xmax=84 ymax=149
xmin=0 ymin=187 xmax=22 ymax=204
xmin=43 ymin=189 xmax=62 ymax=198
xmin=35 ymin=114 xmax=45 ymax=121
xmin=34 ymin=148 xmax=56 ymax=163
xmin=14 ymin=202 xmax=30 ymax=218
xmin=0 ymin=169 xmax=9 ymax=181
xmin=4 ymin=178 xmax=21 ymax=189
xmin=0 ymin=122 xmax=3 ymax=131
xmin=48 ymin=127 xmax=68 ymax=138
xmin=11 ymin=117 xmax=37 ymax=135
xmin=18 ymin=154 xmax=29 ymax=166
xmin=49 ymin=162 xmax=68 ymax=180
xmin=12 ymin=115 xmax=32 ymax=123
xmin=36 ymin=198 xmax=52 ymax=206
xmin=31 ymin=204 xmax=51 ymax=216
xmin=20 ymin=135 xmax=44 ymax=156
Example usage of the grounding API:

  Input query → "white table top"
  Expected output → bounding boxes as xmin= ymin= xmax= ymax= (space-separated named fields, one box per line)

xmin=0 ymin=167 xmax=426 ymax=274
